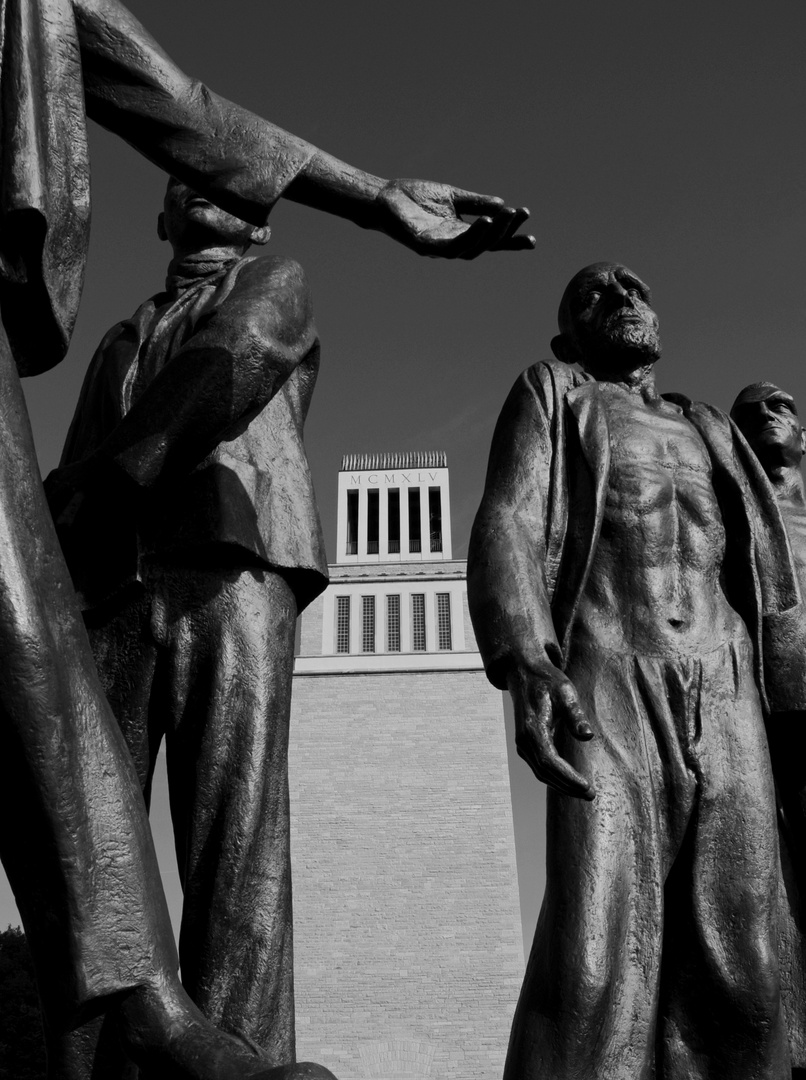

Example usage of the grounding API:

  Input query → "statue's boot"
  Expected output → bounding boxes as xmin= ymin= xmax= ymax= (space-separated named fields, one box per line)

xmin=117 ymin=982 xmax=337 ymax=1080
xmin=47 ymin=982 xmax=337 ymax=1080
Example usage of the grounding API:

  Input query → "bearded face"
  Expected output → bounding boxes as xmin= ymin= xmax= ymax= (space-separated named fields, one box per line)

xmin=556 ymin=263 xmax=661 ymax=374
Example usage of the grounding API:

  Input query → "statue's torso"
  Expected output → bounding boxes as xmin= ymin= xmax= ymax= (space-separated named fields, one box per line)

xmin=575 ymin=384 xmax=745 ymax=656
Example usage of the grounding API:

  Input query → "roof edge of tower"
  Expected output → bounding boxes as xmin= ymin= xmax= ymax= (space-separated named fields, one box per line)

xmin=340 ymin=451 xmax=447 ymax=472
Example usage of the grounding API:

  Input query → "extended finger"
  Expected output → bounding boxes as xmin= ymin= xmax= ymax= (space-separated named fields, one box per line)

xmin=519 ymin=735 xmax=595 ymax=800
xmin=491 ymin=208 xmax=536 ymax=252
xmin=518 ymin=695 xmax=596 ymax=800
xmin=458 ymin=206 xmax=521 ymax=259
xmin=456 ymin=210 xmax=527 ymax=261
xmin=489 ymin=206 xmax=529 ymax=246
xmin=535 ymin=745 xmax=596 ymax=800
xmin=558 ymin=683 xmax=595 ymax=741
xmin=450 ymin=188 xmax=506 ymax=216
xmin=443 ymin=215 xmax=495 ymax=260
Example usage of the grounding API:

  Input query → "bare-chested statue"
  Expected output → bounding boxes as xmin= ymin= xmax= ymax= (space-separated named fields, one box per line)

xmin=468 ymin=263 xmax=800 ymax=1080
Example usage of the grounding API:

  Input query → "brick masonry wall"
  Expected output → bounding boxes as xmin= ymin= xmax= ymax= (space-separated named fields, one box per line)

xmin=299 ymin=593 xmax=325 ymax=655
xmin=288 ymin=670 xmax=523 ymax=1080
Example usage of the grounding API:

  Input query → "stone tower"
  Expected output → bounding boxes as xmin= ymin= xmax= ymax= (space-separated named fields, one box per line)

xmin=288 ymin=452 xmax=523 ymax=1080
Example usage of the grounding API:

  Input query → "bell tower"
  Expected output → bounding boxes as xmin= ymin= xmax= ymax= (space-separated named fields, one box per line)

xmin=289 ymin=452 xmax=523 ymax=1080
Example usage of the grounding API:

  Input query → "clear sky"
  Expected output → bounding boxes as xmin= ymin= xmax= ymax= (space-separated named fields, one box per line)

xmin=1 ymin=0 xmax=805 ymax=961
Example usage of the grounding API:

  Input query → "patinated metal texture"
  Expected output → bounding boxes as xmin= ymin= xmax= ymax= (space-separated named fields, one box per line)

xmin=50 ymin=181 xmax=330 ymax=1063
xmin=0 ymin=0 xmax=531 ymax=1075
xmin=732 ymin=382 xmax=806 ymax=1071
xmin=468 ymin=264 xmax=800 ymax=1079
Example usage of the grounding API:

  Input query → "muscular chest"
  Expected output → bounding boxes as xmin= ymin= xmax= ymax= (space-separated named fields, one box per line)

xmin=601 ymin=396 xmax=716 ymax=517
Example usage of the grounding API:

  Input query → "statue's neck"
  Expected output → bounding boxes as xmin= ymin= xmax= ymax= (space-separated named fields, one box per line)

xmin=170 ymin=241 xmax=247 ymax=264
xmin=768 ymin=464 xmax=806 ymax=507
xmin=592 ymin=362 xmax=659 ymax=400
xmin=165 ymin=245 xmax=245 ymax=296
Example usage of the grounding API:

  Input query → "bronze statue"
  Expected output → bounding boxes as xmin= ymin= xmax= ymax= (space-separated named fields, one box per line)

xmin=731 ymin=382 xmax=806 ymax=1074
xmin=0 ymin=0 xmax=532 ymax=1076
xmin=468 ymin=263 xmax=799 ymax=1080
xmin=47 ymin=178 xmax=327 ymax=1065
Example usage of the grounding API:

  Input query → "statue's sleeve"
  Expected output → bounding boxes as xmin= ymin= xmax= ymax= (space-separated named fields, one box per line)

xmin=727 ymin=417 xmax=806 ymax=712
xmin=73 ymin=0 xmax=317 ymax=226
xmin=680 ymin=396 xmax=806 ymax=714
xmin=94 ymin=256 xmax=317 ymax=491
xmin=467 ymin=364 xmax=564 ymax=690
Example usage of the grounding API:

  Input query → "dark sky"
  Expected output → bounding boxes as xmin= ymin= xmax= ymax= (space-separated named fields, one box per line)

xmin=2 ymin=0 xmax=806 ymax=954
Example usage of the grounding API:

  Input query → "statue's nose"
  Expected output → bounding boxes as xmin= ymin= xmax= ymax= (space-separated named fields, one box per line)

xmin=608 ymin=280 xmax=631 ymax=305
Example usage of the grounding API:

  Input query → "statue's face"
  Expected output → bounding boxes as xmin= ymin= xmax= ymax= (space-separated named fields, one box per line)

xmin=163 ymin=179 xmax=255 ymax=249
xmin=731 ymin=385 xmax=806 ymax=469
xmin=563 ymin=263 xmax=660 ymax=371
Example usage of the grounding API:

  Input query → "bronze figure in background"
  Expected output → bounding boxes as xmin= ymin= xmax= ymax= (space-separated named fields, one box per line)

xmin=468 ymin=263 xmax=798 ymax=1079
xmin=0 ymin=0 xmax=533 ymax=1076
xmin=732 ymin=381 xmax=806 ymax=1074
xmin=49 ymin=178 xmax=328 ymax=1065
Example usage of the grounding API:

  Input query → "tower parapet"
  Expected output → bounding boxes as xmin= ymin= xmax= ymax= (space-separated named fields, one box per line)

xmin=336 ymin=451 xmax=452 ymax=564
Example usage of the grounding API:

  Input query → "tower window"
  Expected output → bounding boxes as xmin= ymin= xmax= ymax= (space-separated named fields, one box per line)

xmin=346 ymin=490 xmax=358 ymax=555
xmin=429 ymin=487 xmax=443 ymax=553
xmin=386 ymin=595 xmax=401 ymax=652
xmin=408 ymin=488 xmax=422 ymax=553
xmin=367 ymin=489 xmax=379 ymax=555
xmin=411 ymin=594 xmax=426 ymax=651
xmin=362 ymin=596 xmax=376 ymax=652
xmin=437 ymin=593 xmax=452 ymax=650
xmin=336 ymin=596 xmax=351 ymax=653
xmin=388 ymin=489 xmax=400 ymax=554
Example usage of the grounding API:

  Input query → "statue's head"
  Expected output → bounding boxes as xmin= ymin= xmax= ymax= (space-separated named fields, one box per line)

xmin=731 ymin=382 xmax=806 ymax=473
xmin=551 ymin=262 xmax=660 ymax=376
xmin=158 ymin=177 xmax=270 ymax=253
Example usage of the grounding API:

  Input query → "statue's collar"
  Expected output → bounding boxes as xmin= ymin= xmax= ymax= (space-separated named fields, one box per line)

xmin=165 ymin=252 xmax=240 ymax=296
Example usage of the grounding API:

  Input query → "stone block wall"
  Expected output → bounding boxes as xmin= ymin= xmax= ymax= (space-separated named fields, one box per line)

xmin=288 ymin=670 xmax=522 ymax=1080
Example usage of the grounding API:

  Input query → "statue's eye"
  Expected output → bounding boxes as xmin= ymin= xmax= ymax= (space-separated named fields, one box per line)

xmin=627 ymin=288 xmax=642 ymax=300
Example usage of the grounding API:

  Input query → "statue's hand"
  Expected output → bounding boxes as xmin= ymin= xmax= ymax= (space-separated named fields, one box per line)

xmin=376 ymin=180 xmax=534 ymax=259
xmin=507 ymin=663 xmax=596 ymax=800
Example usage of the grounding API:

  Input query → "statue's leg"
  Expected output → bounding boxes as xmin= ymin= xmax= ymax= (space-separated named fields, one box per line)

xmin=0 ymin=326 xmax=331 ymax=1080
xmin=0 ymin=325 xmax=179 ymax=1035
xmin=155 ymin=563 xmax=297 ymax=1066
xmin=504 ymin=645 xmax=677 ymax=1080
xmin=46 ymin=596 xmax=165 ymax=1079
xmin=85 ymin=591 xmax=162 ymax=800
xmin=658 ymin=637 xmax=788 ymax=1080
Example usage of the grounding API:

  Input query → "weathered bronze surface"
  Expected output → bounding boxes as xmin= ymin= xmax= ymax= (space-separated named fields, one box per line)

xmin=0 ymin=0 xmax=532 ymax=1076
xmin=732 ymin=382 xmax=806 ymax=1072
xmin=48 ymin=179 xmax=328 ymax=1065
xmin=468 ymin=264 xmax=798 ymax=1079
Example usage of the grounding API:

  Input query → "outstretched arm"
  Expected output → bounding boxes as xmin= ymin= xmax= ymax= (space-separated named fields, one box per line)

xmin=74 ymin=0 xmax=533 ymax=258
xmin=285 ymin=159 xmax=533 ymax=259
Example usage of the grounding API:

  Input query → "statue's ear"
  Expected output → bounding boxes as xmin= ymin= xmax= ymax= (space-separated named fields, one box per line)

xmin=250 ymin=225 xmax=271 ymax=247
xmin=800 ymin=426 xmax=806 ymax=458
xmin=550 ymin=334 xmax=574 ymax=364
xmin=157 ymin=212 xmax=168 ymax=242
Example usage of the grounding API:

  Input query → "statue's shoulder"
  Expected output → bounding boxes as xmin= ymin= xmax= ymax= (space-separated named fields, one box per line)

xmin=663 ymin=392 xmax=732 ymax=431
xmin=225 ymin=253 xmax=309 ymax=293
xmin=521 ymin=358 xmax=590 ymax=396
